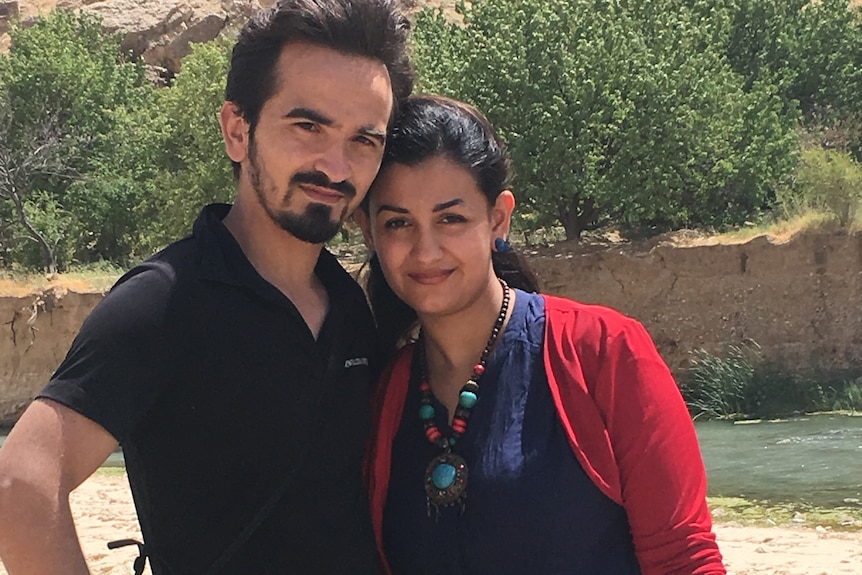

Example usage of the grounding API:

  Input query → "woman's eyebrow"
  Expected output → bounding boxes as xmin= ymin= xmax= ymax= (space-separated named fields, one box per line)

xmin=433 ymin=199 xmax=463 ymax=212
xmin=376 ymin=204 xmax=409 ymax=215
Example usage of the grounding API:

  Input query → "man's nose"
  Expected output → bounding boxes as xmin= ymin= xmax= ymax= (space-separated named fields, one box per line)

xmin=313 ymin=141 xmax=351 ymax=186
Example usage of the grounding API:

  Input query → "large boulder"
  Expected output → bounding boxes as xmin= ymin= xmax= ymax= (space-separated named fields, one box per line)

xmin=0 ymin=0 xmax=19 ymax=34
xmin=65 ymin=0 xmax=262 ymax=73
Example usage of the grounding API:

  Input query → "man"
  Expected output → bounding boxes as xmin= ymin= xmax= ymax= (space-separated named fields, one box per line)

xmin=0 ymin=1 xmax=413 ymax=573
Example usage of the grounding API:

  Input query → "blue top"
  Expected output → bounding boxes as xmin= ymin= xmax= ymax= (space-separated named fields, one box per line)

xmin=383 ymin=290 xmax=642 ymax=575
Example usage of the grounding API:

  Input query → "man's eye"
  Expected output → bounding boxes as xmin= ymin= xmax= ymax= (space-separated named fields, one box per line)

xmin=296 ymin=122 xmax=318 ymax=132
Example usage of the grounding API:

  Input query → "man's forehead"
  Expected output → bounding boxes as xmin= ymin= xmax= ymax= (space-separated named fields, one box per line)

xmin=270 ymin=42 xmax=393 ymax=125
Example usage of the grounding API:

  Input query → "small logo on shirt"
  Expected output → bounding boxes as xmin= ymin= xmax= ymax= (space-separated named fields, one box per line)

xmin=344 ymin=357 xmax=369 ymax=368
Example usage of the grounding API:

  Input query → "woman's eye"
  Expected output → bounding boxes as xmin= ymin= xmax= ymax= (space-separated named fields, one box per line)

xmin=441 ymin=214 xmax=467 ymax=224
xmin=383 ymin=218 xmax=409 ymax=229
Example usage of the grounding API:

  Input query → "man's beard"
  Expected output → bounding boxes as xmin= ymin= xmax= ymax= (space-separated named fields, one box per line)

xmin=247 ymin=139 xmax=353 ymax=245
xmin=270 ymin=201 xmax=342 ymax=245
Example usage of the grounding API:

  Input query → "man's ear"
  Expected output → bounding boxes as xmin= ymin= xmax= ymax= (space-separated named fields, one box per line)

xmin=491 ymin=190 xmax=516 ymax=238
xmin=353 ymin=208 xmax=375 ymax=250
xmin=220 ymin=102 xmax=249 ymax=163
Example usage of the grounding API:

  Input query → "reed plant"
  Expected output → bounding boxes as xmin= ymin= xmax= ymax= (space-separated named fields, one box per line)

xmin=681 ymin=342 xmax=862 ymax=419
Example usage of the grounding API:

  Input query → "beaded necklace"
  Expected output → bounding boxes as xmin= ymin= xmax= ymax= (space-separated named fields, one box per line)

xmin=418 ymin=278 xmax=511 ymax=515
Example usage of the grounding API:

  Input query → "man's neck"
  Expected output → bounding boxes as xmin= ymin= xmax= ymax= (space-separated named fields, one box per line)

xmin=223 ymin=200 xmax=322 ymax=291
xmin=222 ymin=199 xmax=330 ymax=338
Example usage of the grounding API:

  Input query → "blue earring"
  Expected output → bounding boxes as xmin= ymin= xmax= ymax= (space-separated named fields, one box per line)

xmin=494 ymin=237 xmax=511 ymax=254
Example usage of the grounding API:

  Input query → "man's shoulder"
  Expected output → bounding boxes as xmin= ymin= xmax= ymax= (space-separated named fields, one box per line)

xmin=91 ymin=235 xmax=205 ymax=329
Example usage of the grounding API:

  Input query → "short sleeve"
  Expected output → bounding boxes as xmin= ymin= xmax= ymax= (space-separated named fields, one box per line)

xmin=38 ymin=263 xmax=179 ymax=442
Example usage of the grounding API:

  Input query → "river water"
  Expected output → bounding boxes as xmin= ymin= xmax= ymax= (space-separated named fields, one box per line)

xmin=1 ymin=414 xmax=861 ymax=507
xmin=696 ymin=413 xmax=862 ymax=507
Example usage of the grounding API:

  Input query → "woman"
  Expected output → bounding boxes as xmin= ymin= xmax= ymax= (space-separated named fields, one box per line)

xmin=355 ymin=95 xmax=725 ymax=575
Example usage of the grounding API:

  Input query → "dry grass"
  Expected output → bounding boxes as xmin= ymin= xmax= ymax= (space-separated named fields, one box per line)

xmin=0 ymin=271 xmax=118 ymax=297
xmin=671 ymin=211 xmax=839 ymax=248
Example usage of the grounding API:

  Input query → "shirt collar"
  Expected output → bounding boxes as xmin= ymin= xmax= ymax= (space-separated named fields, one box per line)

xmin=193 ymin=203 xmax=357 ymax=299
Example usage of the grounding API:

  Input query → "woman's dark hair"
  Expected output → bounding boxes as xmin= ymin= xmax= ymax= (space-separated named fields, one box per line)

xmin=225 ymin=0 xmax=415 ymax=178
xmin=364 ymin=94 xmax=540 ymax=358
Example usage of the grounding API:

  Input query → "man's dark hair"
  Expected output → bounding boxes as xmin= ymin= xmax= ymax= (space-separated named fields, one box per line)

xmin=225 ymin=0 xmax=415 ymax=177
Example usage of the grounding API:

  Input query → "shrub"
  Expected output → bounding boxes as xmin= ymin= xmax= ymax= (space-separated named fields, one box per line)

xmin=778 ymin=148 xmax=862 ymax=227
xmin=681 ymin=342 xmax=759 ymax=419
xmin=682 ymin=341 xmax=862 ymax=418
xmin=411 ymin=0 xmax=798 ymax=239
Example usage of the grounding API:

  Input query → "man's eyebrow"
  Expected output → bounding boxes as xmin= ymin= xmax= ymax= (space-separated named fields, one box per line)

xmin=433 ymin=199 xmax=463 ymax=211
xmin=284 ymin=107 xmax=333 ymax=125
xmin=359 ymin=126 xmax=387 ymax=146
xmin=376 ymin=204 xmax=409 ymax=215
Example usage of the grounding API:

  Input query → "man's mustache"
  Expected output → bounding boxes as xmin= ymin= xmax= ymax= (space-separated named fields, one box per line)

xmin=292 ymin=171 xmax=356 ymax=199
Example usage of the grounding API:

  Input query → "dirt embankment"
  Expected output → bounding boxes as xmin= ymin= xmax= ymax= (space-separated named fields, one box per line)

xmin=2 ymin=230 xmax=861 ymax=426
xmin=532 ymin=231 xmax=862 ymax=374
xmin=0 ymin=288 xmax=103 ymax=426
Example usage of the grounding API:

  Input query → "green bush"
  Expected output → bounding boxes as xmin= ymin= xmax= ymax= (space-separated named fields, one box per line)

xmin=681 ymin=342 xmax=759 ymax=419
xmin=682 ymin=342 xmax=862 ymax=419
xmin=778 ymin=148 xmax=862 ymax=227
xmin=0 ymin=10 xmax=155 ymax=271
xmin=411 ymin=0 xmax=798 ymax=239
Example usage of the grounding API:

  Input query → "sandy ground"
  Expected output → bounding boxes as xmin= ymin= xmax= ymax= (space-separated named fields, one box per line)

xmin=0 ymin=473 xmax=860 ymax=574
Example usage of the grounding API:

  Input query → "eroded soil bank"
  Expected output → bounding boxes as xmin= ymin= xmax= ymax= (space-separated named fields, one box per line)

xmin=2 ymin=230 xmax=860 ymax=426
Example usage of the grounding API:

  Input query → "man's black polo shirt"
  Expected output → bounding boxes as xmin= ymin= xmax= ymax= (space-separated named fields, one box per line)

xmin=40 ymin=204 xmax=380 ymax=574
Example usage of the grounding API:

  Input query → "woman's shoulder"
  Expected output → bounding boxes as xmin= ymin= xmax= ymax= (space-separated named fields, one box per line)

xmin=540 ymin=293 xmax=643 ymax=331
xmin=540 ymin=294 xmax=663 ymax=369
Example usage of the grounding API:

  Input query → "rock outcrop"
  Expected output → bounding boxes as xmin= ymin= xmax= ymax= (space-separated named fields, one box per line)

xmin=0 ymin=1 xmax=19 ymax=34
xmin=8 ymin=0 xmax=275 ymax=73
xmin=6 ymin=0 xmax=452 ymax=71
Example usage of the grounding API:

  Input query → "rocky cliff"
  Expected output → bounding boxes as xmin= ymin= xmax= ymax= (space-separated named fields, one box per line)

xmin=3 ymin=0 xmax=273 ymax=72
xmin=1 ymin=0 xmax=455 ymax=72
xmin=2 ymin=231 xmax=861 ymax=427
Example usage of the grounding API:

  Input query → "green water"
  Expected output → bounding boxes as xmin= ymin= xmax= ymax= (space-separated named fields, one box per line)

xmin=696 ymin=413 xmax=862 ymax=508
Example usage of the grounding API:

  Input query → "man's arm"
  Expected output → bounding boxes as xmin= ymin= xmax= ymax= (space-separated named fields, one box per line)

xmin=0 ymin=398 xmax=118 ymax=575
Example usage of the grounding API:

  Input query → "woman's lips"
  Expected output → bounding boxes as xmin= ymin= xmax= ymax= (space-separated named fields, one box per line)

xmin=408 ymin=269 xmax=454 ymax=285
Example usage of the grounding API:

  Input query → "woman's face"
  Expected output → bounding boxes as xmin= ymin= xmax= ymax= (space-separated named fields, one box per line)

xmin=357 ymin=155 xmax=513 ymax=318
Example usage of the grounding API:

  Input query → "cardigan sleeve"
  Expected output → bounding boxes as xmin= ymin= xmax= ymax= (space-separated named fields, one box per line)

xmin=544 ymin=297 xmax=725 ymax=575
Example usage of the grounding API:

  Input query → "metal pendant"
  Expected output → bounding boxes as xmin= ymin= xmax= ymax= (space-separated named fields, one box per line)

xmin=424 ymin=451 xmax=468 ymax=516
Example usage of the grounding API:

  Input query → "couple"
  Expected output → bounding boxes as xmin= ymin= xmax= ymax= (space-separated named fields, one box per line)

xmin=0 ymin=0 xmax=724 ymax=574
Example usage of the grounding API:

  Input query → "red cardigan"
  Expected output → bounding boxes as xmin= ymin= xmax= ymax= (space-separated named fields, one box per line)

xmin=367 ymin=295 xmax=725 ymax=575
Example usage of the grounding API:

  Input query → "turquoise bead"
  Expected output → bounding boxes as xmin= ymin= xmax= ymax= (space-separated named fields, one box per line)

xmin=459 ymin=390 xmax=478 ymax=408
xmin=419 ymin=404 xmax=436 ymax=421
xmin=431 ymin=463 xmax=457 ymax=489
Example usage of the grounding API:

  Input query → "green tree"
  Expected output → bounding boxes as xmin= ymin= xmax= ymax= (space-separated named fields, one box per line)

xmin=0 ymin=10 xmax=155 ymax=269
xmin=719 ymin=0 xmax=862 ymax=153
xmin=138 ymin=38 xmax=234 ymax=250
xmin=412 ymin=0 xmax=798 ymax=239
xmin=0 ymin=99 xmax=75 ymax=273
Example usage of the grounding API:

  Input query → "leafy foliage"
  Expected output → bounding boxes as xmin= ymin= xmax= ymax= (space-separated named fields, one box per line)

xmin=0 ymin=10 xmax=154 ymax=270
xmin=719 ymin=0 xmax=862 ymax=154
xmin=1 ymin=0 xmax=861 ymax=266
xmin=139 ymin=39 xmax=234 ymax=250
xmin=411 ymin=0 xmax=799 ymax=239
xmin=681 ymin=341 xmax=862 ymax=419
xmin=777 ymin=148 xmax=862 ymax=228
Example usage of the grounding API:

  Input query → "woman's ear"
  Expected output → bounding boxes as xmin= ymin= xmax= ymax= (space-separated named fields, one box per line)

xmin=491 ymin=190 xmax=516 ymax=239
xmin=352 ymin=208 xmax=375 ymax=250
